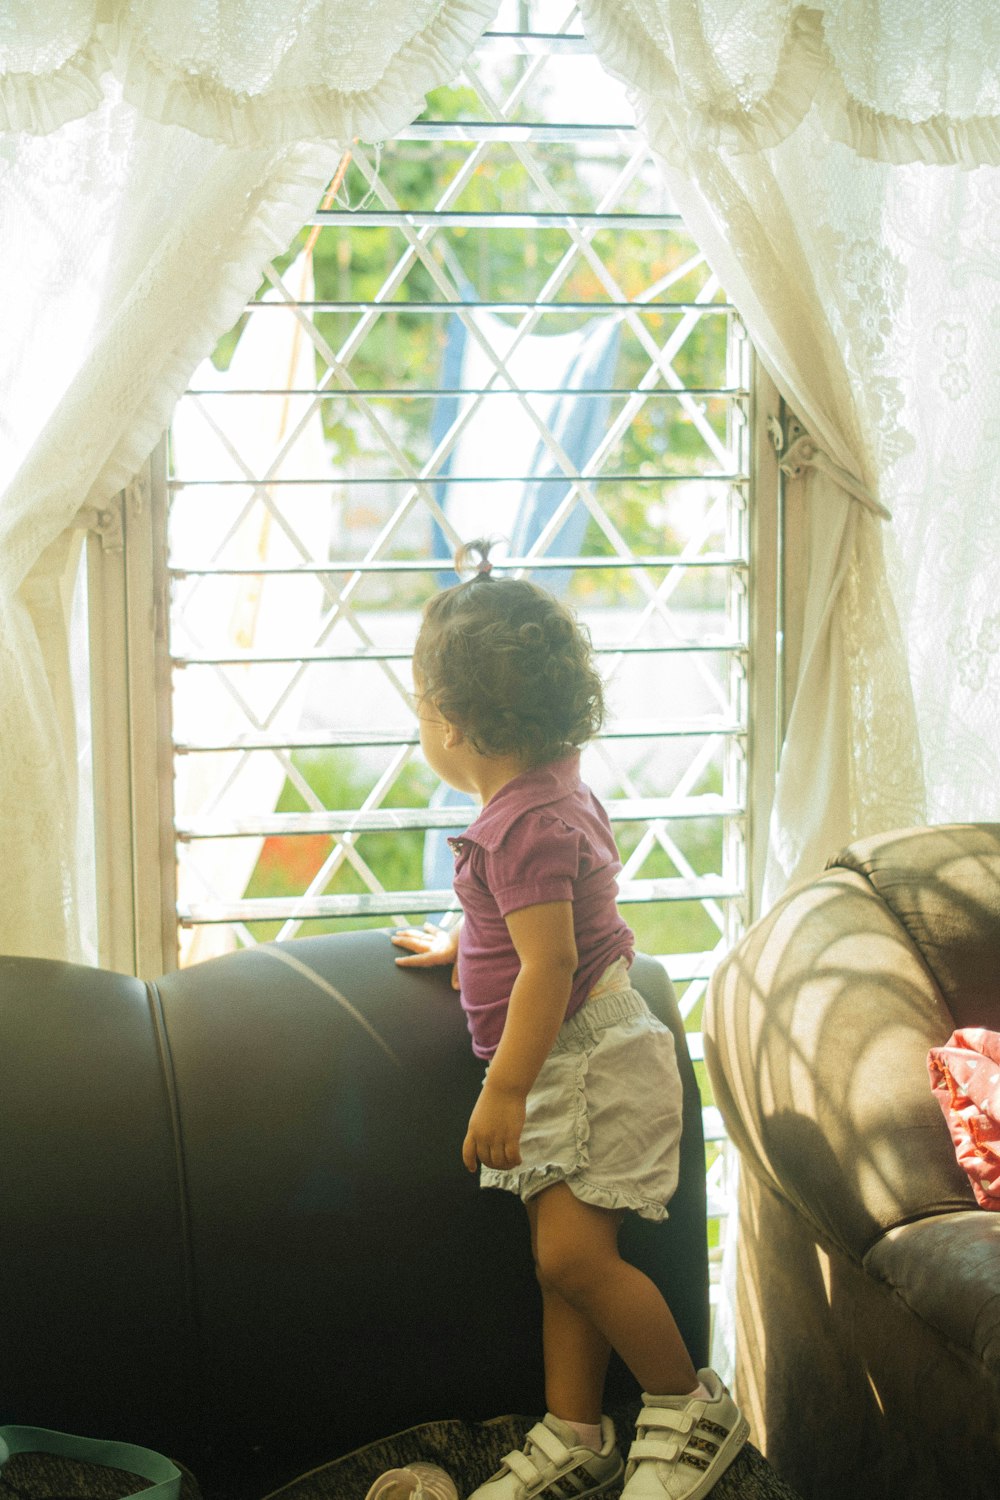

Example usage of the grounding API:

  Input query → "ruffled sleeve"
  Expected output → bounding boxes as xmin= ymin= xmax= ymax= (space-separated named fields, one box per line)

xmin=484 ymin=814 xmax=582 ymax=918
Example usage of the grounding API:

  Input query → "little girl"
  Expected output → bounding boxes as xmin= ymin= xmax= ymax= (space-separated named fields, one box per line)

xmin=392 ymin=543 xmax=748 ymax=1500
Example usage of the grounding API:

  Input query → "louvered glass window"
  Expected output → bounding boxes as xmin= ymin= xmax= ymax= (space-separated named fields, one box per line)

xmin=163 ymin=0 xmax=778 ymax=1302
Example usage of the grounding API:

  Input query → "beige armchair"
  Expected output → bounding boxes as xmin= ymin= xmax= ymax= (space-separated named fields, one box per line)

xmin=705 ymin=824 xmax=1000 ymax=1500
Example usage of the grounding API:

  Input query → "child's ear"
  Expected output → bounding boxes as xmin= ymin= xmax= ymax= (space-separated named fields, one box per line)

xmin=443 ymin=721 xmax=465 ymax=749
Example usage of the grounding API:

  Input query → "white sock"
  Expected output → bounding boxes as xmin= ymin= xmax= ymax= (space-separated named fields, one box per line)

xmin=565 ymin=1419 xmax=603 ymax=1451
xmin=650 ymin=1380 xmax=712 ymax=1405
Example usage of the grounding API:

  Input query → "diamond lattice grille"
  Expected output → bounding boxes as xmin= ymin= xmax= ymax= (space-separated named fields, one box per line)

xmin=168 ymin=0 xmax=759 ymax=1241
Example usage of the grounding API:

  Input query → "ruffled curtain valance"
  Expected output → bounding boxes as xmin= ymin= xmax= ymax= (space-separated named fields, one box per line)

xmin=582 ymin=1 xmax=1000 ymax=170
xmin=5 ymin=2 xmax=1000 ymax=165
xmin=0 ymin=0 xmax=498 ymax=146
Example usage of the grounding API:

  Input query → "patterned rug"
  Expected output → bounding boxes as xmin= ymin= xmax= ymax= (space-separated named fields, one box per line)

xmin=0 ymin=1451 xmax=202 ymax=1500
xmin=0 ymin=1410 xmax=802 ymax=1500
xmin=260 ymin=1405 xmax=804 ymax=1500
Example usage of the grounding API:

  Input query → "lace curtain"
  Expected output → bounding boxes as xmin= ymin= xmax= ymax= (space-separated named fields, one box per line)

xmin=581 ymin=0 xmax=1000 ymax=169
xmin=0 ymin=0 xmax=497 ymax=144
xmin=0 ymin=1 xmax=497 ymax=961
xmin=583 ymin=0 xmax=1000 ymax=897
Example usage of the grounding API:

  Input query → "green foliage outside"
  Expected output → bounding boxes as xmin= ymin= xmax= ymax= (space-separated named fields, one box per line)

xmin=242 ymin=750 xmax=439 ymax=943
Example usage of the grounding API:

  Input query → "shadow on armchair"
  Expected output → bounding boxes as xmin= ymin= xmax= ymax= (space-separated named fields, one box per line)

xmin=705 ymin=823 xmax=1000 ymax=1500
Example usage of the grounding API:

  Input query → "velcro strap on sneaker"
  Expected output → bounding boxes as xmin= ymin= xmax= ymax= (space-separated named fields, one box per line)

xmin=636 ymin=1408 xmax=695 ymax=1435
xmin=525 ymin=1424 xmax=574 ymax=1467
xmin=627 ymin=1437 xmax=684 ymax=1464
xmin=505 ymin=1451 xmax=546 ymax=1486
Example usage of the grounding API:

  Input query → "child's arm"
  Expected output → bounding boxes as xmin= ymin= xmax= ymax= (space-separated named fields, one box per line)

xmin=462 ymin=900 xmax=576 ymax=1173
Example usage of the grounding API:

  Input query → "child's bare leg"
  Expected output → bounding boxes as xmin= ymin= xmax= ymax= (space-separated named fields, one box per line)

xmin=531 ymin=1182 xmax=698 ymax=1397
xmin=526 ymin=1197 xmax=612 ymax=1424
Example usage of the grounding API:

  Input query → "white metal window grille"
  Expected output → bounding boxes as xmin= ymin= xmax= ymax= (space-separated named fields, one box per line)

xmin=156 ymin=0 xmax=780 ymax=1301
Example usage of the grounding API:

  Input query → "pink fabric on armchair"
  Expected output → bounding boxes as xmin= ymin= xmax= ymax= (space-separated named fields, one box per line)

xmin=928 ymin=1029 xmax=1000 ymax=1210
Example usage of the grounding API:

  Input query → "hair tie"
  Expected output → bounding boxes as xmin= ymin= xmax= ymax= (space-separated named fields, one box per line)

xmin=453 ymin=537 xmax=499 ymax=580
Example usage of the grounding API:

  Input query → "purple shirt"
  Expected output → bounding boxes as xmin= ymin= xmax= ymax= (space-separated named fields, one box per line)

xmin=447 ymin=752 xmax=634 ymax=1059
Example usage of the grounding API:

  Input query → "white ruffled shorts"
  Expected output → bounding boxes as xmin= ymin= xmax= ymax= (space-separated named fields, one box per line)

xmin=479 ymin=959 xmax=684 ymax=1222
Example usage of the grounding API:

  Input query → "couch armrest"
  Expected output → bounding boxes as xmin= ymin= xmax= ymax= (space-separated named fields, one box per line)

xmin=704 ymin=868 xmax=975 ymax=1264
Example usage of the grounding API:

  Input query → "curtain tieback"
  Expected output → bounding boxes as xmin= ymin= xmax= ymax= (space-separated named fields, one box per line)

xmin=768 ymin=416 xmax=891 ymax=521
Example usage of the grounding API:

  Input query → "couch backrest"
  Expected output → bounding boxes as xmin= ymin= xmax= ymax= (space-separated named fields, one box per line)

xmin=705 ymin=825 xmax=1000 ymax=1266
xmin=0 ymin=933 xmax=707 ymax=1478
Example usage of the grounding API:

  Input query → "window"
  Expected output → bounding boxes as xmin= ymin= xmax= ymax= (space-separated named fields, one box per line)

xmin=88 ymin=0 xmax=780 ymax=1309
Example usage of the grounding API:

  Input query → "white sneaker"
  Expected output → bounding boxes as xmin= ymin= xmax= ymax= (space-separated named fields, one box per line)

xmin=621 ymin=1370 xmax=749 ymax=1500
xmin=466 ymin=1413 xmax=623 ymax=1500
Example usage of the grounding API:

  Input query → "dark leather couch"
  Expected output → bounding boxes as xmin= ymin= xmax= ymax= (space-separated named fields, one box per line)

xmin=0 ymin=932 xmax=707 ymax=1495
xmin=705 ymin=824 xmax=1000 ymax=1500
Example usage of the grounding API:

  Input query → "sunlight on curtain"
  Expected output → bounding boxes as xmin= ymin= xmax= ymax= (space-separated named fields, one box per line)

xmin=0 ymin=0 xmax=498 ymax=962
xmin=581 ymin=0 xmax=1000 ymax=895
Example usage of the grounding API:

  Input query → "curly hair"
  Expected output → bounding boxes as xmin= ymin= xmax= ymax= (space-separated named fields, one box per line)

xmin=412 ymin=540 xmax=605 ymax=765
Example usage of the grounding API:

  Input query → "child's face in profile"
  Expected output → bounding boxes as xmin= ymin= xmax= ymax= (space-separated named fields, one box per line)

xmin=413 ymin=678 xmax=474 ymax=794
